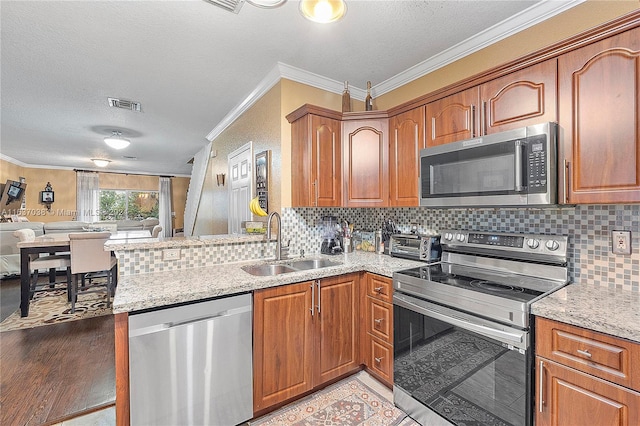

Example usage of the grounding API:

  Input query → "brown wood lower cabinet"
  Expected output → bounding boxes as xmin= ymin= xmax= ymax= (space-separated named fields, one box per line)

xmin=362 ymin=273 xmax=394 ymax=388
xmin=535 ymin=317 xmax=640 ymax=426
xmin=536 ymin=357 xmax=640 ymax=426
xmin=253 ymin=274 xmax=360 ymax=413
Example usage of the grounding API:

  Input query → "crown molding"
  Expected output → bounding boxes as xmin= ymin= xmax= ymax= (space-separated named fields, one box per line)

xmin=374 ymin=0 xmax=585 ymax=96
xmin=205 ymin=0 xmax=584 ymax=142
xmin=1 ymin=153 xmax=71 ymax=171
xmin=0 ymin=154 xmax=191 ymax=177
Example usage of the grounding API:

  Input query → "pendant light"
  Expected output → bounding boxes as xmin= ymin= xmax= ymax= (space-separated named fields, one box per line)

xmin=300 ymin=0 xmax=346 ymax=23
xmin=104 ymin=131 xmax=130 ymax=150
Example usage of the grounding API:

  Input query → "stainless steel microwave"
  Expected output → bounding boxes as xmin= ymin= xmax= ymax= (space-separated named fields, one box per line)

xmin=420 ymin=122 xmax=558 ymax=207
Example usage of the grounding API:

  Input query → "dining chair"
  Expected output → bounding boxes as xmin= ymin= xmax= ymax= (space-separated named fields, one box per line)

xmin=12 ymin=228 xmax=72 ymax=300
xmin=151 ymin=225 xmax=163 ymax=238
xmin=68 ymin=232 xmax=118 ymax=313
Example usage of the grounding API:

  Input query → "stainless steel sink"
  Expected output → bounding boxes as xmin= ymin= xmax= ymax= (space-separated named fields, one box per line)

xmin=241 ymin=263 xmax=297 ymax=276
xmin=286 ymin=259 xmax=342 ymax=270
xmin=241 ymin=258 xmax=342 ymax=276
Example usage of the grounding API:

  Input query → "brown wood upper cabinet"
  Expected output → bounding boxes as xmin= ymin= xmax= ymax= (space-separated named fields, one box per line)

xmin=389 ymin=106 xmax=425 ymax=206
xmin=253 ymin=274 xmax=360 ymax=413
xmin=342 ymin=111 xmax=390 ymax=207
xmin=558 ymin=27 xmax=640 ymax=204
xmin=287 ymin=105 xmax=343 ymax=207
xmin=426 ymin=59 xmax=558 ymax=146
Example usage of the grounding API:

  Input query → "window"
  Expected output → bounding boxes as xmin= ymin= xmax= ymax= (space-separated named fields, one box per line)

xmin=99 ymin=190 xmax=159 ymax=220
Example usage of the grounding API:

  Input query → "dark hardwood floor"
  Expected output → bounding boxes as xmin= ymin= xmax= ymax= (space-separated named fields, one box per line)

xmin=0 ymin=277 xmax=116 ymax=426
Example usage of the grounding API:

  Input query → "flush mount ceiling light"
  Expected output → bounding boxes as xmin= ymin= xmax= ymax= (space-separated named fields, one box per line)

xmin=104 ymin=131 xmax=131 ymax=150
xmin=91 ymin=158 xmax=111 ymax=167
xmin=246 ymin=0 xmax=286 ymax=8
xmin=300 ymin=0 xmax=346 ymax=23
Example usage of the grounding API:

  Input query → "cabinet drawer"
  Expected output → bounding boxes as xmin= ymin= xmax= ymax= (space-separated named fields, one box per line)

xmin=366 ymin=335 xmax=393 ymax=388
xmin=366 ymin=274 xmax=393 ymax=303
xmin=367 ymin=296 xmax=392 ymax=344
xmin=536 ymin=317 xmax=640 ymax=391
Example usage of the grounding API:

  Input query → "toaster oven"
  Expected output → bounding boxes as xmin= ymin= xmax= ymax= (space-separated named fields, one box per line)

xmin=389 ymin=234 xmax=441 ymax=262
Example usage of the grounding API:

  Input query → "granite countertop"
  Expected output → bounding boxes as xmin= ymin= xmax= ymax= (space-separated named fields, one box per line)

xmin=105 ymin=233 xmax=265 ymax=250
xmin=532 ymin=282 xmax=640 ymax=343
xmin=113 ymin=252 xmax=423 ymax=314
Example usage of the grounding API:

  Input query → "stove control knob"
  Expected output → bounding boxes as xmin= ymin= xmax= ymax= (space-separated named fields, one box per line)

xmin=545 ymin=240 xmax=560 ymax=251
xmin=444 ymin=232 xmax=453 ymax=241
xmin=527 ymin=239 xmax=540 ymax=249
xmin=456 ymin=233 xmax=465 ymax=242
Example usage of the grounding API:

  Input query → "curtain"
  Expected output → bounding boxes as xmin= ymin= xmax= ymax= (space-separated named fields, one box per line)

xmin=159 ymin=177 xmax=172 ymax=237
xmin=76 ymin=171 xmax=100 ymax=222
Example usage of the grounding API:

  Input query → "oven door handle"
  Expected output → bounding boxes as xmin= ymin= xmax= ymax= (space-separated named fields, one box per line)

xmin=394 ymin=293 xmax=526 ymax=345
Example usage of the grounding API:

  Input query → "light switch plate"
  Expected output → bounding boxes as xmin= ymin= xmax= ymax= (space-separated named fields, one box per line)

xmin=611 ymin=230 xmax=632 ymax=255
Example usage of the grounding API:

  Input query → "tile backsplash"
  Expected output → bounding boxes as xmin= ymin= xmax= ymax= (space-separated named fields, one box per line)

xmin=282 ymin=204 xmax=639 ymax=292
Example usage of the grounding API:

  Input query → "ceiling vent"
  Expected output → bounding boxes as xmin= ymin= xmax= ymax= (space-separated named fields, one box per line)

xmin=201 ymin=0 xmax=244 ymax=13
xmin=108 ymin=97 xmax=142 ymax=112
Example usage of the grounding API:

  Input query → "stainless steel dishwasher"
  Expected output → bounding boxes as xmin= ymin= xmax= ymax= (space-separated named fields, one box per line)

xmin=128 ymin=293 xmax=253 ymax=426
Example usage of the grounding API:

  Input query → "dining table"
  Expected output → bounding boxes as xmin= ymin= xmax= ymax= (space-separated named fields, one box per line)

xmin=17 ymin=230 xmax=152 ymax=317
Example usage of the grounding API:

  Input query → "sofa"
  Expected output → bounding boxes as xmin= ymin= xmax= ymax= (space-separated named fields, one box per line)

xmin=0 ymin=218 xmax=159 ymax=278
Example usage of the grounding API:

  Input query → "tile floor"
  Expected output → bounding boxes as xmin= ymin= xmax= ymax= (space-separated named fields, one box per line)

xmin=52 ymin=372 xmax=419 ymax=426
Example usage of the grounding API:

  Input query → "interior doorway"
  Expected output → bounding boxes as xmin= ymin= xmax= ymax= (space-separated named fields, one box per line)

xmin=228 ymin=142 xmax=253 ymax=234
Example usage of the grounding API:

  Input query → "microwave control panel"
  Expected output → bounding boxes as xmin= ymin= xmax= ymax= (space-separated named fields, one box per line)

xmin=527 ymin=134 xmax=547 ymax=193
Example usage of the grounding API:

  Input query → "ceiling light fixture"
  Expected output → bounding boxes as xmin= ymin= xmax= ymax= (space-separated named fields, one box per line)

xmin=246 ymin=0 xmax=286 ymax=8
xmin=104 ymin=131 xmax=131 ymax=149
xmin=91 ymin=158 xmax=111 ymax=167
xmin=299 ymin=0 xmax=346 ymax=23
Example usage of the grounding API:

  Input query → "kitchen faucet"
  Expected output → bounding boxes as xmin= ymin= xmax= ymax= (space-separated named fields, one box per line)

xmin=266 ymin=211 xmax=289 ymax=260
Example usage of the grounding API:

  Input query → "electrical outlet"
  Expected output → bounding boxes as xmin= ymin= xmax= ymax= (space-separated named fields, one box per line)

xmin=611 ymin=230 xmax=632 ymax=255
xmin=162 ymin=248 xmax=181 ymax=261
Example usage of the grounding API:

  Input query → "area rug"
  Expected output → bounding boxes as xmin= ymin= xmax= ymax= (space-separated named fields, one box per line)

xmin=251 ymin=376 xmax=407 ymax=426
xmin=0 ymin=287 xmax=112 ymax=332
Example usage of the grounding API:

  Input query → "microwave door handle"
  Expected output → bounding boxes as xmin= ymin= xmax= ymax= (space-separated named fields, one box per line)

xmin=515 ymin=140 xmax=525 ymax=192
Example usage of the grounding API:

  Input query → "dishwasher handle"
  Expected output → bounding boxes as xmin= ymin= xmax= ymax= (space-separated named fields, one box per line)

xmin=129 ymin=304 xmax=251 ymax=338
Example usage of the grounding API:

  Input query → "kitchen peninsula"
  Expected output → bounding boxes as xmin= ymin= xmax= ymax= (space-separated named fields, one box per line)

xmin=108 ymin=233 xmax=423 ymax=425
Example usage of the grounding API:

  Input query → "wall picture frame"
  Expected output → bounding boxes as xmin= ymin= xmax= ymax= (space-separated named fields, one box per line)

xmin=40 ymin=191 xmax=54 ymax=203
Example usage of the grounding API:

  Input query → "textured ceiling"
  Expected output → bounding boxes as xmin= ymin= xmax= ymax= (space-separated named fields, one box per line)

xmin=1 ymin=0 xmax=576 ymax=176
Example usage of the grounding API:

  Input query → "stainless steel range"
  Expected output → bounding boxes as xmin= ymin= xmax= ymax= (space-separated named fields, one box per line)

xmin=392 ymin=230 xmax=569 ymax=426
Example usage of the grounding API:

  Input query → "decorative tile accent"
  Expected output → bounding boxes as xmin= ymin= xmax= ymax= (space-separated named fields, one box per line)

xmin=283 ymin=204 xmax=639 ymax=292
xmin=115 ymin=204 xmax=637 ymax=292
xmin=115 ymin=240 xmax=276 ymax=276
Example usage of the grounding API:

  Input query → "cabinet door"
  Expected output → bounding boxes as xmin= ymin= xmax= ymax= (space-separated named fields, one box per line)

xmin=290 ymin=113 xmax=341 ymax=207
xmin=290 ymin=115 xmax=313 ymax=207
xmin=426 ymin=86 xmax=479 ymax=146
xmin=481 ymin=59 xmax=557 ymax=134
xmin=389 ymin=106 xmax=425 ymax=206
xmin=343 ymin=119 xmax=389 ymax=207
xmin=536 ymin=357 xmax=640 ymax=426
xmin=558 ymin=28 xmax=640 ymax=204
xmin=312 ymin=115 xmax=342 ymax=207
xmin=253 ymin=282 xmax=314 ymax=411
xmin=315 ymin=274 xmax=360 ymax=384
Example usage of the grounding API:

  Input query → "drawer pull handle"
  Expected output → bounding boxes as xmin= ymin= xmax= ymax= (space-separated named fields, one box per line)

xmin=577 ymin=349 xmax=592 ymax=358
xmin=374 ymin=318 xmax=383 ymax=325
xmin=374 ymin=356 xmax=383 ymax=364
xmin=374 ymin=286 xmax=384 ymax=293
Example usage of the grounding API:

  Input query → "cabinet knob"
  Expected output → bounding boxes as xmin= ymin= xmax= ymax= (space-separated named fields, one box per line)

xmin=374 ymin=356 xmax=383 ymax=364
xmin=374 ymin=286 xmax=384 ymax=293
xmin=374 ymin=318 xmax=383 ymax=325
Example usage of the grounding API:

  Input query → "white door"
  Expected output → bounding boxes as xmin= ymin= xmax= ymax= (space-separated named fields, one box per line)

xmin=228 ymin=142 xmax=253 ymax=234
